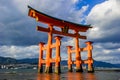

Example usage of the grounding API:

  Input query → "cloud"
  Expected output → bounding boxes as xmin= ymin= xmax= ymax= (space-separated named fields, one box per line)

xmin=0 ymin=0 xmax=88 ymax=46
xmin=85 ymin=0 xmax=120 ymax=64
xmin=0 ymin=45 xmax=39 ymax=59
xmin=92 ymin=43 xmax=120 ymax=64
xmin=86 ymin=0 xmax=120 ymax=43
xmin=0 ymin=41 xmax=120 ymax=64
xmin=0 ymin=0 xmax=90 ymax=60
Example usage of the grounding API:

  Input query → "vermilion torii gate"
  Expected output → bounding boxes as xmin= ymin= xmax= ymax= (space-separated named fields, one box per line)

xmin=28 ymin=6 xmax=94 ymax=73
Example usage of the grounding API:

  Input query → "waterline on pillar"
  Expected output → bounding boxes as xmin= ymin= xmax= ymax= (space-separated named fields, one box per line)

xmin=38 ymin=66 xmax=43 ymax=73
xmin=68 ymin=65 xmax=73 ymax=72
xmin=44 ymin=63 xmax=53 ymax=73
xmin=76 ymin=66 xmax=83 ymax=72
xmin=55 ymin=66 xmax=61 ymax=74
xmin=88 ymin=66 xmax=94 ymax=73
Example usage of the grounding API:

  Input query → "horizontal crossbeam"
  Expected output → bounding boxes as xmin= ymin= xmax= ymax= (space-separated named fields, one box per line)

xmin=36 ymin=26 xmax=87 ymax=39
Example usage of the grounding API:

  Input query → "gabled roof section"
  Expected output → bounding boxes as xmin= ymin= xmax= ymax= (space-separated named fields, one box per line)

xmin=28 ymin=6 xmax=92 ymax=32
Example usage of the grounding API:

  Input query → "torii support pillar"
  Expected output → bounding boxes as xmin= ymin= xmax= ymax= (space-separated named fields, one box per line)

xmin=38 ymin=42 xmax=45 ymax=73
xmin=75 ymin=31 xmax=83 ymax=72
xmin=85 ymin=41 xmax=94 ymax=72
xmin=67 ymin=46 xmax=73 ymax=72
xmin=45 ymin=24 xmax=53 ymax=73
xmin=54 ymin=36 xmax=62 ymax=74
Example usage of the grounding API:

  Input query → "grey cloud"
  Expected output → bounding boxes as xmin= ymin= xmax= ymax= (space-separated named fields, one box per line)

xmin=91 ymin=42 xmax=120 ymax=64
xmin=0 ymin=1 xmax=49 ymax=46
xmin=86 ymin=0 xmax=120 ymax=43
xmin=0 ymin=45 xmax=39 ymax=59
xmin=96 ymin=43 xmax=120 ymax=49
xmin=0 ymin=0 xmax=88 ymax=46
xmin=89 ymin=18 xmax=120 ymax=43
xmin=0 ymin=16 xmax=48 ymax=46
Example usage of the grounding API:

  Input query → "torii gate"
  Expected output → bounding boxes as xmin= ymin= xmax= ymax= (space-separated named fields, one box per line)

xmin=28 ymin=6 xmax=94 ymax=73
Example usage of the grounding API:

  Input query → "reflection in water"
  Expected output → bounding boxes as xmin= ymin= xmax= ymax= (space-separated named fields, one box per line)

xmin=37 ymin=73 xmax=60 ymax=80
xmin=66 ymin=72 xmax=84 ymax=80
xmin=85 ymin=73 xmax=97 ymax=80
xmin=37 ymin=72 xmax=96 ymax=80
xmin=0 ymin=69 xmax=119 ymax=80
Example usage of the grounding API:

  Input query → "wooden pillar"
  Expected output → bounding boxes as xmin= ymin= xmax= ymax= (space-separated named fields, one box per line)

xmin=67 ymin=46 xmax=73 ymax=72
xmin=54 ymin=36 xmax=62 ymax=74
xmin=85 ymin=41 xmax=94 ymax=72
xmin=38 ymin=42 xmax=45 ymax=73
xmin=75 ymin=31 xmax=83 ymax=72
xmin=45 ymin=24 xmax=53 ymax=73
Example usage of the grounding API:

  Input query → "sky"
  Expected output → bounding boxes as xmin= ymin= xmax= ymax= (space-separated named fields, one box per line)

xmin=0 ymin=0 xmax=120 ymax=64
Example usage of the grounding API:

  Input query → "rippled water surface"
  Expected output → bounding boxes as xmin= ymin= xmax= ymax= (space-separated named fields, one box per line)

xmin=0 ymin=69 xmax=120 ymax=80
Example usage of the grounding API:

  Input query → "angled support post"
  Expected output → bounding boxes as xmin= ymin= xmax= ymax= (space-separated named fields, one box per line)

xmin=85 ymin=41 xmax=94 ymax=72
xmin=67 ymin=46 xmax=73 ymax=72
xmin=38 ymin=42 xmax=45 ymax=73
xmin=45 ymin=24 xmax=53 ymax=73
xmin=54 ymin=36 xmax=62 ymax=74
xmin=74 ymin=31 xmax=83 ymax=72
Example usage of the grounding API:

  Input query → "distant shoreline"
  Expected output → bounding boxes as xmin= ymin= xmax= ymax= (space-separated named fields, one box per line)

xmin=0 ymin=68 xmax=120 ymax=72
xmin=95 ymin=68 xmax=120 ymax=72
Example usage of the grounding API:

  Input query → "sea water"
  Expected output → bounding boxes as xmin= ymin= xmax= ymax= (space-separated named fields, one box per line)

xmin=0 ymin=69 xmax=120 ymax=80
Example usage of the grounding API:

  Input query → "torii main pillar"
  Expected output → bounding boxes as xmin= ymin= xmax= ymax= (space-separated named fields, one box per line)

xmin=54 ymin=36 xmax=62 ymax=73
xmin=67 ymin=46 xmax=73 ymax=72
xmin=44 ymin=24 xmax=53 ymax=73
xmin=38 ymin=42 xmax=45 ymax=73
xmin=74 ymin=31 xmax=83 ymax=72
xmin=85 ymin=41 xmax=94 ymax=72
